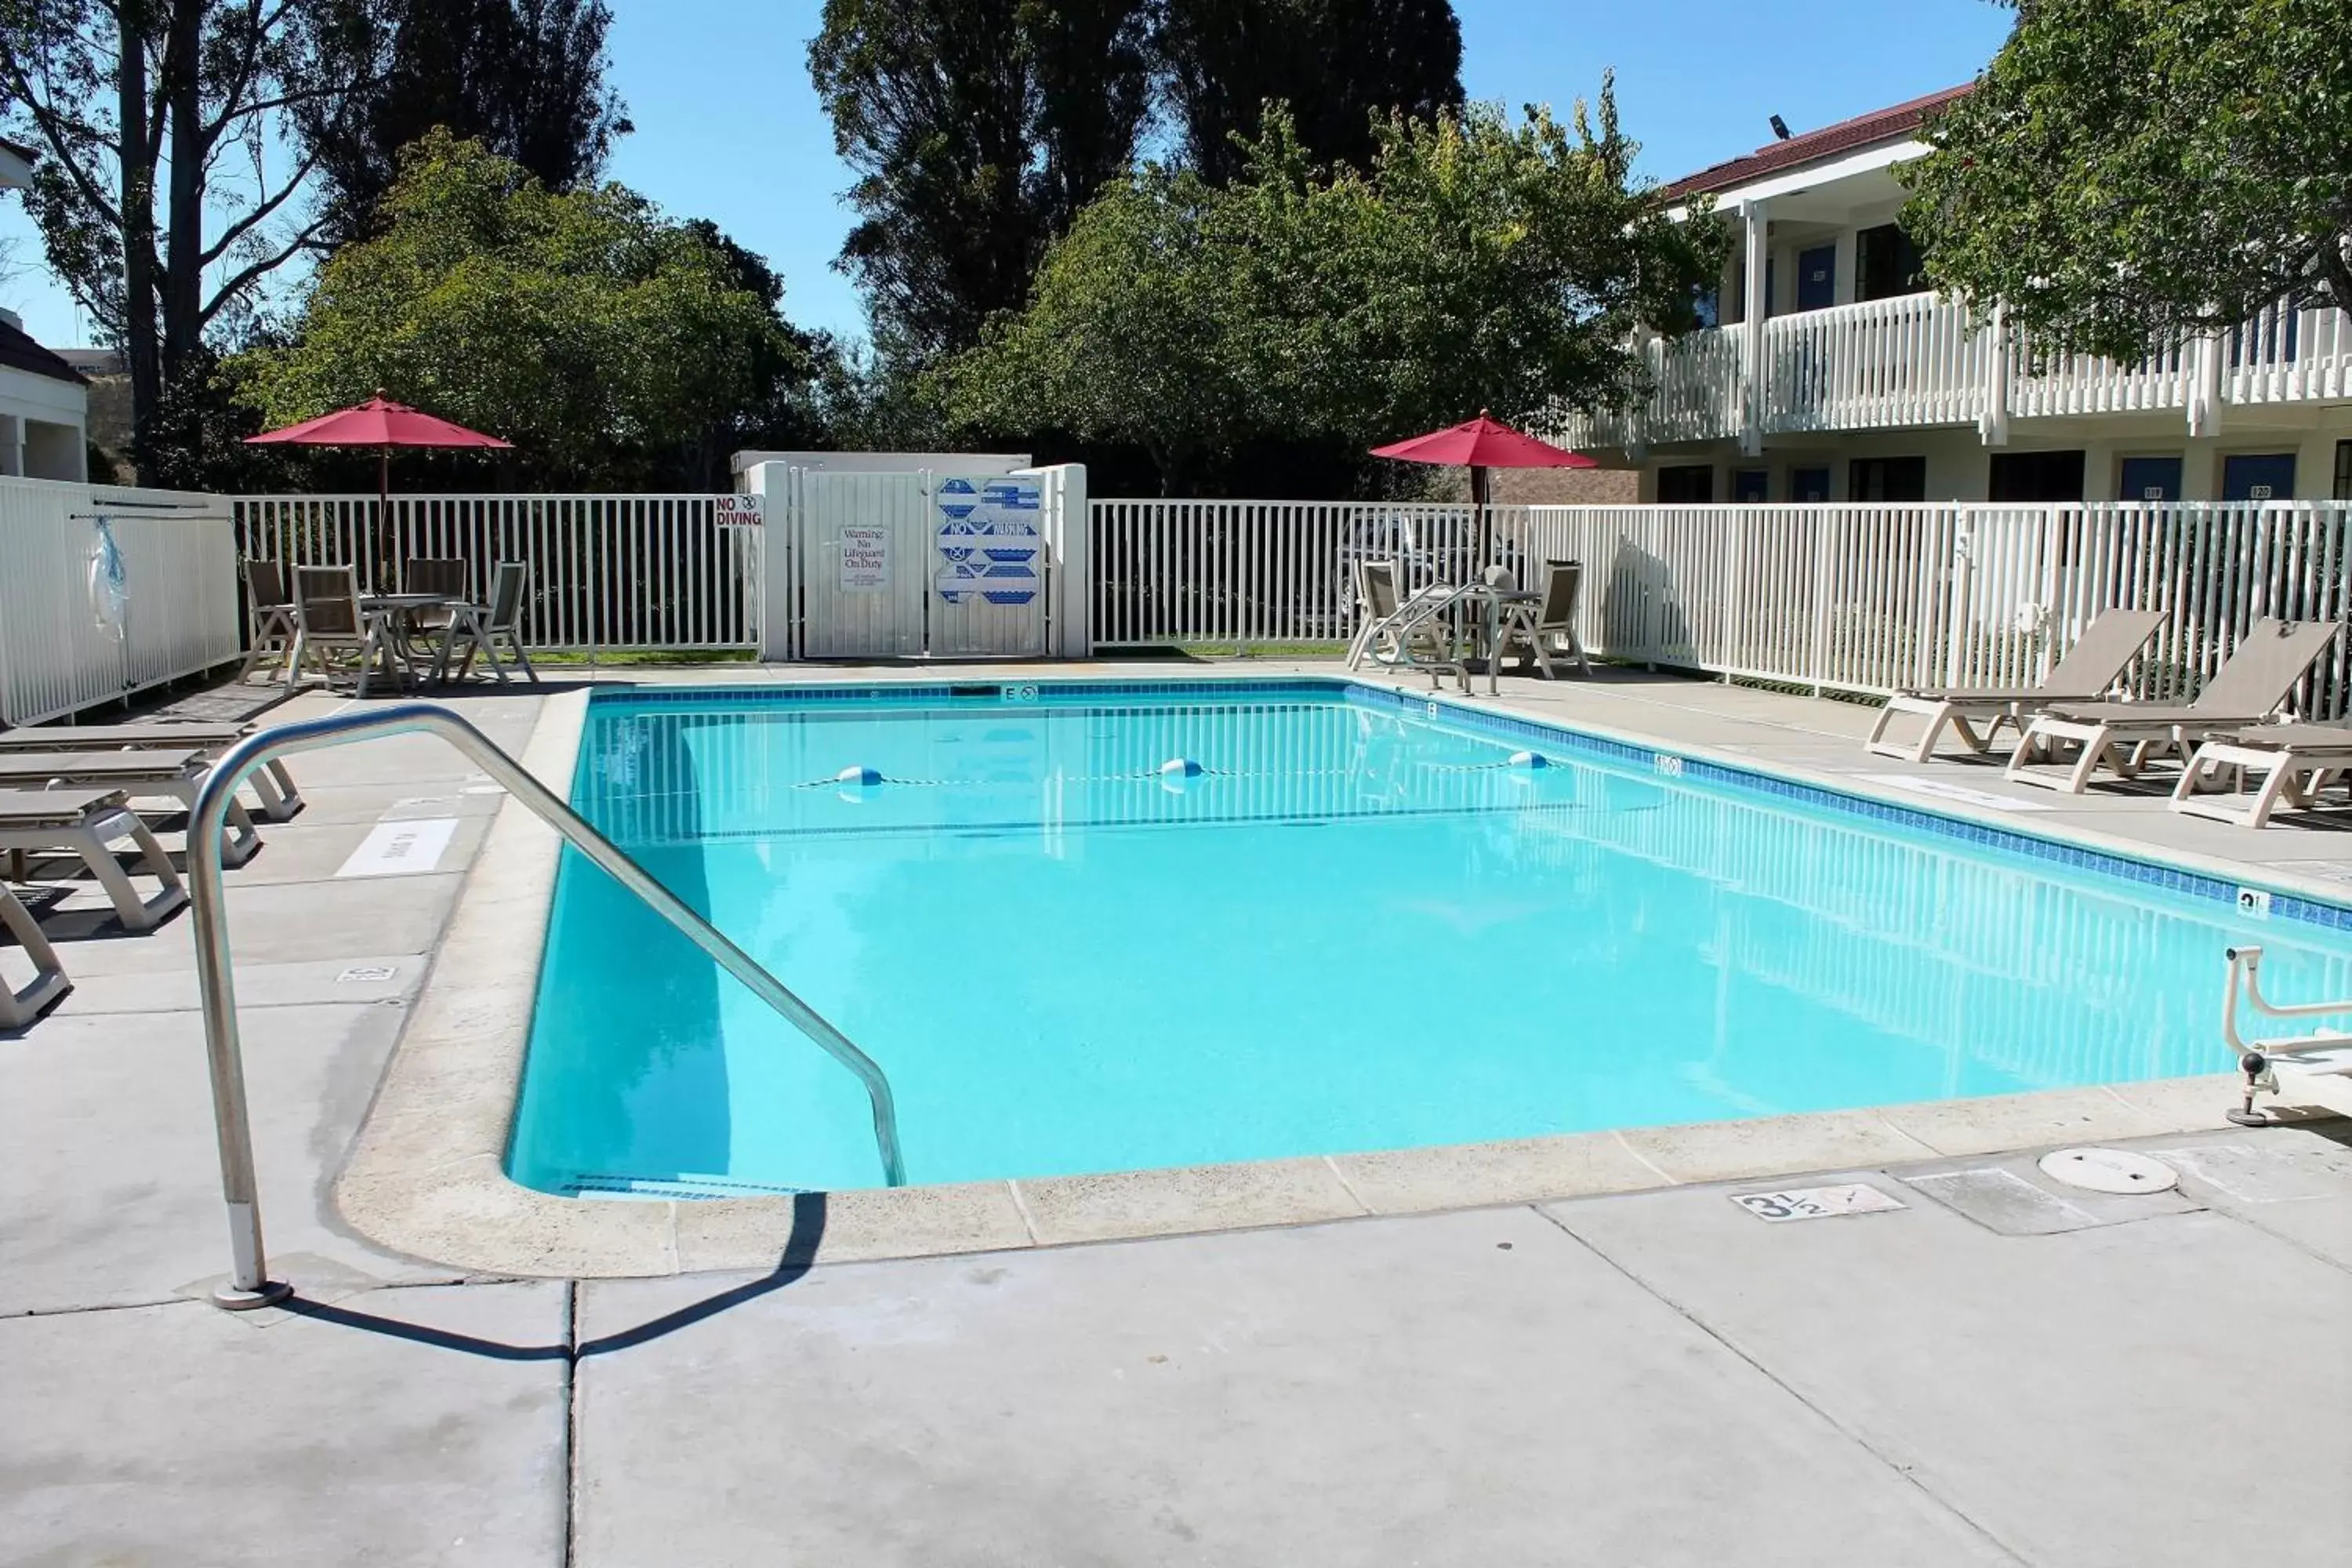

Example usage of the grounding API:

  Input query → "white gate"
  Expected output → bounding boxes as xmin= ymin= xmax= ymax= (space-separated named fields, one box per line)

xmin=754 ymin=464 xmax=1085 ymax=659
xmin=927 ymin=473 xmax=1047 ymax=656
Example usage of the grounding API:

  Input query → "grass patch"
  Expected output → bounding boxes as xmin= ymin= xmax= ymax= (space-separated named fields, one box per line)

xmin=528 ymin=648 xmax=759 ymax=667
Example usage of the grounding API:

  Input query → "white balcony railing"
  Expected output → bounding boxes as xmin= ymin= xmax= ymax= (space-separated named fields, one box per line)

xmin=1761 ymin=292 xmax=1994 ymax=432
xmin=1562 ymin=294 xmax=2352 ymax=451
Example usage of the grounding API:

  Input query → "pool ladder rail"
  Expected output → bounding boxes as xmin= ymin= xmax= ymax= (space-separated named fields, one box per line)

xmin=2220 ymin=945 xmax=2352 ymax=1125
xmin=187 ymin=702 xmax=907 ymax=1311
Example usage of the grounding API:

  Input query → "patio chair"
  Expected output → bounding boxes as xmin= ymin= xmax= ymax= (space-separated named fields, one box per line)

xmin=2005 ymin=617 xmax=2343 ymax=794
xmin=1495 ymin=559 xmax=1592 ymax=681
xmin=0 ymin=786 xmax=187 ymax=932
xmin=0 ymin=749 xmax=263 ymax=866
xmin=292 ymin=564 xmax=396 ymax=697
xmin=2169 ymin=722 xmax=2352 ymax=828
xmin=1864 ymin=608 xmax=2166 ymax=763
xmin=446 ymin=560 xmax=540 ymax=685
xmin=0 ymin=881 xmax=71 ymax=1029
xmin=0 ymin=723 xmax=303 ymax=822
xmin=1345 ymin=559 xmax=1468 ymax=690
xmin=235 ymin=561 xmax=301 ymax=686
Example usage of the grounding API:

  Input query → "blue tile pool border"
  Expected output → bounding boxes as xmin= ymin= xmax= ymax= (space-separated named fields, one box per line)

xmin=584 ymin=677 xmax=2352 ymax=936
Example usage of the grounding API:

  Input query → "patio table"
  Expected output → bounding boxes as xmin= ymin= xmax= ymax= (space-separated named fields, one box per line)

xmin=1446 ymin=583 xmax=1542 ymax=695
xmin=359 ymin=593 xmax=463 ymax=690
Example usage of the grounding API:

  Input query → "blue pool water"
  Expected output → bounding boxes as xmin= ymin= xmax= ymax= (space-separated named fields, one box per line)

xmin=508 ymin=681 xmax=2352 ymax=1196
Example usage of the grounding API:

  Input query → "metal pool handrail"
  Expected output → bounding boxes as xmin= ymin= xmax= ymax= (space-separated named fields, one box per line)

xmin=188 ymin=702 xmax=906 ymax=1310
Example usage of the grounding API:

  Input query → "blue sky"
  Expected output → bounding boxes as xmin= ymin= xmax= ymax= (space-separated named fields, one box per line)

xmin=0 ymin=0 xmax=2012 ymax=350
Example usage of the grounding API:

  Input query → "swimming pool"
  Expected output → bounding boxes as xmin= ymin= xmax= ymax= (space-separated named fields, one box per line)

xmin=506 ymin=680 xmax=2352 ymax=1196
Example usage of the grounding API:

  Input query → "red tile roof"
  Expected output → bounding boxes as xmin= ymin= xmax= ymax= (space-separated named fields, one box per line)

xmin=1658 ymin=84 xmax=1974 ymax=202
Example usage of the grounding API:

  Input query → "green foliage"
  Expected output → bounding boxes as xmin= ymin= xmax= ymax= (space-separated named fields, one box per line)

xmin=233 ymin=131 xmax=815 ymax=488
xmin=299 ymin=0 xmax=628 ymax=247
xmin=808 ymin=0 xmax=1156 ymax=357
xmin=1902 ymin=0 xmax=2352 ymax=359
xmin=1156 ymin=0 xmax=1464 ymax=185
xmin=1 ymin=0 xmax=393 ymax=481
xmin=936 ymin=85 xmax=1725 ymax=494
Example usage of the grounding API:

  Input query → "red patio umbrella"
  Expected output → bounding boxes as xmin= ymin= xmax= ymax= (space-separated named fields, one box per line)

xmin=245 ymin=395 xmax=514 ymax=585
xmin=1371 ymin=409 xmax=1596 ymax=575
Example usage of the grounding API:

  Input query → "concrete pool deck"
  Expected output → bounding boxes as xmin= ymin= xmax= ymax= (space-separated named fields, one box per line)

xmin=4 ymin=659 xmax=2351 ymax=1563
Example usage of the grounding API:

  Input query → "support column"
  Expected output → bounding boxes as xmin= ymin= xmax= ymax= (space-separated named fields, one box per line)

xmin=1980 ymin=303 xmax=2012 ymax=447
xmin=2187 ymin=332 xmax=2224 ymax=438
xmin=1740 ymin=200 xmax=1769 ymax=457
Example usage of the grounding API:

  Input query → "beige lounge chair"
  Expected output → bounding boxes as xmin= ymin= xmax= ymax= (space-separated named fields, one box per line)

xmin=2006 ymin=618 xmax=2343 ymax=794
xmin=1345 ymin=559 xmax=1468 ymax=691
xmin=0 ymin=722 xmax=303 ymax=822
xmin=2170 ymin=722 xmax=2352 ymax=828
xmin=1864 ymin=608 xmax=2165 ymax=763
xmin=1495 ymin=559 xmax=1592 ymax=681
xmin=0 ymin=882 xmax=70 ymax=1028
xmin=0 ymin=786 xmax=187 ymax=932
xmin=0 ymin=750 xmax=263 ymax=866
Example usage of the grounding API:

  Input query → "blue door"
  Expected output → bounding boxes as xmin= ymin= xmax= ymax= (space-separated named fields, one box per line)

xmin=2222 ymin=453 xmax=2297 ymax=503
xmin=1795 ymin=244 xmax=1838 ymax=312
xmin=1790 ymin=466 xmax=1831 ymax=503
xmin=2118 ymin=456 xmax=2183 ymax=503
xmin=1733 ymin=469 xmax=1769 ymax=504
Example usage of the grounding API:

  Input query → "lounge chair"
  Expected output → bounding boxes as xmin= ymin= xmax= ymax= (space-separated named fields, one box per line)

xmin=2005 ymin=617 xmax=2343 ymax=794
xmin=1495 ymin=559 xmax=1592 ymax=681
xmin=0 ymin=882 xmax=70 ymax=1029
xmin=1345 ymin=559 xmax=1468 ymax=691
xmin=0 ymin=750 xmax=263 ymax=866
xmin=0 ymin=723 xmax=303 ymax=822
xmin=0 ymin=786 xmax=187 ymax=932
xmin=1864 ymin=608 xmax=2165 ymax=763
xmin=2170 ymin=722 xmax=2352 ymax=828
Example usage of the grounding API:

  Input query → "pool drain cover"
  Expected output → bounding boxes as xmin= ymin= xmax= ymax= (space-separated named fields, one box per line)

xmin=2037 ymin=1148 xmax=2178 ymax=1195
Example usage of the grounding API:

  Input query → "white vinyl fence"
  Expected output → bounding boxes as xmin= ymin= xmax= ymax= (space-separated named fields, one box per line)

xmin=0 ymin=477 xmax=241 ymax=727
xmin=234 ymin=494 xmax=760 ymax=652
xmin=1090 ymin=499 xmax=2352 ymax=715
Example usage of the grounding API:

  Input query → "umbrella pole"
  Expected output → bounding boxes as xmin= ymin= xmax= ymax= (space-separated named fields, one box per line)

xmin=1472 ymin=465 xmax=1490 ymax=575
xmin=377 ymin=449 xmax=390 ymax=592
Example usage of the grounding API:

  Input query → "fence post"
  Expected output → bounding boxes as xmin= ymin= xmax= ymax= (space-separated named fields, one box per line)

xmin=1806 ymin=506 xmax=1835 ymax=695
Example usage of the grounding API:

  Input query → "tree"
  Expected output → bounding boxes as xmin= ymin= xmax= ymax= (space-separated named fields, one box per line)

xmin=234 ymin=132 xmax=817 ymax=489
xmin=1901 ymin=0 xmax=2352 ymax=361
xmin=1155 ymin=0 xmax=1464 ymax=185
xmin=938 ymin=89 xmax=1724 ymax=494
xmin=808 ymin=0 xmax=1155 ymax=358
xmin=299 ymin=0 xmax=626 ymax=247
xmin=0 ymin=0 xmax=389 ymax=482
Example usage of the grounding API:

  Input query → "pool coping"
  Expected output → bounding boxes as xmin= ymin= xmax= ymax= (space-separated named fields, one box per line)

xmin=333 ymin=671 xmax=2352 ymax=1280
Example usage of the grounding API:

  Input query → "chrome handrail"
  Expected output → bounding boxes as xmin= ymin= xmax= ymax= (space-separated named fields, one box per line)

xmin=189 ymin=702 xmax=906 ymax=1309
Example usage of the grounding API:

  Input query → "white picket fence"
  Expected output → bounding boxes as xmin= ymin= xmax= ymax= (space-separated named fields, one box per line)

xmin=1089 ymin=498 xmax=2352 ymax=713
xmin=234 ymin=494 xmax=761 ymax=652
xmin=0 ymin=477 xmax=241 ymax=727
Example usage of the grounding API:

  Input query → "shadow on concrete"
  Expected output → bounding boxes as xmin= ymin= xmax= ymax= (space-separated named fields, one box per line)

xmin=276 ymin=1191 xmax=827 ymax=1362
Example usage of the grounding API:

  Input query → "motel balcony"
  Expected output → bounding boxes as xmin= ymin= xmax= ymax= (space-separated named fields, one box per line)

xmin=1556 ymin=292 xmax=2352 ymax=458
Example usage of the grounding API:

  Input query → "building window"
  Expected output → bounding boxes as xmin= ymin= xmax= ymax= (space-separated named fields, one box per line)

xmin=1657 ymin=465 xmax=1715 ymax=503
xmin=1855 ymin=223 xmax=1927 ymax=303
xmin=1849 ymin=456 xmax=1926 ymax=503
xmin=1988 ymin=449 xmax=2086 ymax=503
xmin=1733 ymin=469 xmax=1769 ymax=503
xmin=2335 ymin=440 xmax=2350 ymax=501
